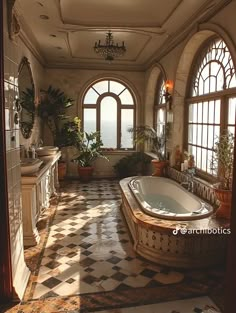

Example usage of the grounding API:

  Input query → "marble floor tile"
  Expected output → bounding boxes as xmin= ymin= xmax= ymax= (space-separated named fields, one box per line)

xmin=19 ymin=179 xmax=224 ymax=313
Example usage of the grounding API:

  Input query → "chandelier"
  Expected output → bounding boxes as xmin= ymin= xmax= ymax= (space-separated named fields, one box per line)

xmin=94 ymin=31 xmax=126 ymax=61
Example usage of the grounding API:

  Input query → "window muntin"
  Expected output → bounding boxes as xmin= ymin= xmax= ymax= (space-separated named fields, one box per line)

xmin=187 ymin=38 xmax=236 ymax=176
xmin=83 ymin=79 xmax=135 ymax=149
xmin=192 ymin=39 xmax=236 ymax=97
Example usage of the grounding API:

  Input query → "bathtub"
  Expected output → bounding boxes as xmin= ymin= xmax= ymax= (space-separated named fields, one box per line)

xmin=120 ymin=176 xmax=227 ymax=268
xmin=129 ymin=176 xmax=213 ymax=220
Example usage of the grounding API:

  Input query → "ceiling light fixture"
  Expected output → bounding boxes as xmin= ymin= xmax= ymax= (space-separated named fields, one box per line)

xmin=40 ymin=15 xmax=49 ymax=20
xmin=94 ymin=31 xmax=126 ymax=62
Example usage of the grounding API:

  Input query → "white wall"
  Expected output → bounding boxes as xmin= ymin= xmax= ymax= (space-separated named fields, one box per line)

xmin=3 ymin=0 xmax=45 ymax=299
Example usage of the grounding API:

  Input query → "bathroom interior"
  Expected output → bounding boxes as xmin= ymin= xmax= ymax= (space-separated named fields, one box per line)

xmin=1 ymin=0 xmax=236 ymax=313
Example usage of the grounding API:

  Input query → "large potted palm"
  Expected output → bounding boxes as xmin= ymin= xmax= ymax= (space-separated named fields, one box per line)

xmin=71 ymin=117 xmax=108 ymax=182
xmin=37 ymin=85 xmax=74 ymax=146
xmin=128 ymin=125 xmax=167 ymax=176
xmin=211 ymin=130 xmax=234 ymax=219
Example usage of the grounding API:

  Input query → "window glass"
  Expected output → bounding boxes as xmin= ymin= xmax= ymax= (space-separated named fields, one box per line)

xmin=110 ymin=81 xmax=125 ymax=95
xmin=83 ymin=109 xmax=96 ymax=133
xmin=119 ymin=89 xmax=134 ymax=105
xmin=100 ymin=96 xmax=117 ymax=148
xmin=83 ymin=79 xmax=135 ymax=150
xmin=84 ymin=88 xmax=99 ymax=104
xmin=93 ymin=81 xmax=108 ymax=95
xmin=121 ymin=109 xmax=134 ymax=149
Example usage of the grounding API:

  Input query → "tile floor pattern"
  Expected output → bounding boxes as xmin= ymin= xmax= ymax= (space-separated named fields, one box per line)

xmin=26 ymin=179 xmax=186 ymax=299
xmin=1 ymin=179 xmax=225 ymax=313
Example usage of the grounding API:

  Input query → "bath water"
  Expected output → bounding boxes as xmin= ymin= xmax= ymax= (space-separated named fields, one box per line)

xmin=143 ymin=194 xmax=189 ymax=214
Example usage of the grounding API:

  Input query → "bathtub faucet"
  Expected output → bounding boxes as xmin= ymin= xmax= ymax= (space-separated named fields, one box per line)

xmin=180 ymin=168 xmax=195 ymax=193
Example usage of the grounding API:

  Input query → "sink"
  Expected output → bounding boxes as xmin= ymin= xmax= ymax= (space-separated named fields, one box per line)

xmin=36 ymin=146 xmax=59 ymax=156
xmin=21 ymin=158 xmax=43 ymax=175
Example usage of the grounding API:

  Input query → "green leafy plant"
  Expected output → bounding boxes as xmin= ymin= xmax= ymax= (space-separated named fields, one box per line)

xmin=211 ymin=130 xmax=234 ymax=190
xmin=37 ymin=85 xmax=74 ymax=145
xmin=113 ymin=152 xmax=151 ymax=178
xmin=71 ymin=117 xmax=108 ymax=167
xmin=128 ymin=125 xmax=166 ymax=161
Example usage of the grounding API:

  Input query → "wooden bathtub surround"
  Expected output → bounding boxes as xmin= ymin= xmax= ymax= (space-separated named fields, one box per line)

xmin=120 ymin=177 xmax=229 ymax=268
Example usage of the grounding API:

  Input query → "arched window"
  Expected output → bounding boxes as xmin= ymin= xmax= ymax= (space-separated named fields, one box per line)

xmin=187 ymin=37 xmax=236 ymax=176
xmin=154 ymin=75 xmax=167 ymax=155
xmin=83 ymin=79 xmax=135 ymax=149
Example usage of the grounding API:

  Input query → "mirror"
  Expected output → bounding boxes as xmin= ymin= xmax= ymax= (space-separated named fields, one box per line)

xmin=18 ymin=57 xmax=35 ymax=139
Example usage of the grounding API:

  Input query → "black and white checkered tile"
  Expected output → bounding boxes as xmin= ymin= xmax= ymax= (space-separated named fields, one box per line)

xmin=31 ymin=180 xmax=184 ymax=299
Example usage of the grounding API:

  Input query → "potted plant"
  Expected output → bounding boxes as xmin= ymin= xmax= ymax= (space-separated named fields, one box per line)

xmin=37 ymin=85 xmax=74 ymax=146
xmin=211 ymin=130 xmax=234 ymax=219
xmin=71 ymin=117 xmax=108 ymax=182
xmin=128 ymin=125 xmax=168 ymax=176
xmin=113 ymin=152 xmax=151 ymax=178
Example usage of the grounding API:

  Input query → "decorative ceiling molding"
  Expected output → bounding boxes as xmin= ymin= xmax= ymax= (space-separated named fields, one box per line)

xmin=146 ymin=0 xmax=233 ymax=68
xmin=62 ymin=29 xmax=152 ymax=62
xmin=58 ymin=0 xmax=183 ymax=28
xmin=12 ymin=0 xmax=233 ymax=71
xmin=6 ymin=0 xmax=20 ymax=40
xmin=45 ymin=61 xmax=146 ymax=72
xmin=19 ymin=30 xmax=46 ymax=67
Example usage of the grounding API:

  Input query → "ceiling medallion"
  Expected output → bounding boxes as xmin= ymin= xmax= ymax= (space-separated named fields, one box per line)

xmin=94 ymin=31 xmax=126 ymax=62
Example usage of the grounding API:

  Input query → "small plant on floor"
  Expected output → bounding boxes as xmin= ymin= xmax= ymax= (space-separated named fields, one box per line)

xmin=68 ymin=117 xmax=109 ymax=181
xmin=113 ymin=152 xmax=151 ymax=178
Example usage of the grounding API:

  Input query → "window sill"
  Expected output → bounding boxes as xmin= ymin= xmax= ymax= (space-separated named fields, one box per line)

xmin=102 ymin=150 xmax=135 ymax=155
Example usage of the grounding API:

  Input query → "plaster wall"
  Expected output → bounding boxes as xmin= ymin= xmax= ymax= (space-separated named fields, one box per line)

xmin=3 ymin=0 xmax=45 ymax=299
xmin=43 ymin=69 xmax=145 ymax=177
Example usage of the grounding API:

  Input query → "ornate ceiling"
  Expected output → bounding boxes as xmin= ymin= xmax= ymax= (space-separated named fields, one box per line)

xmin=14 ymin=0 xmax=230 ymax=70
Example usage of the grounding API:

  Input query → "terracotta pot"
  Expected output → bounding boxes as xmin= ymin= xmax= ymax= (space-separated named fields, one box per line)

xmin=213 ymin=185 xmax=232 ymax=219
xmin=151 ymin=160 xmax=168 ymax=177
xmin=58 ymin=162 xmax=66 ymax=180
xmin=78 ymin=166 xmax=94 ymax=182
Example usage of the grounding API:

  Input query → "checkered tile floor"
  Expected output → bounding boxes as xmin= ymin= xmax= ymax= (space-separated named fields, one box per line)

xmin=27 ymin=180 xmax=184 ymax=299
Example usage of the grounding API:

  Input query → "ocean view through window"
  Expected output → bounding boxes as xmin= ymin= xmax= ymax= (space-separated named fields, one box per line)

xmin=83 ymin=79 xmax=136 ymax=149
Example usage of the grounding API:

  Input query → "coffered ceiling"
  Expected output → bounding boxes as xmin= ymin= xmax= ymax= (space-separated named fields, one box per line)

xmin=15 ymin=0 xmax=230 ymax=70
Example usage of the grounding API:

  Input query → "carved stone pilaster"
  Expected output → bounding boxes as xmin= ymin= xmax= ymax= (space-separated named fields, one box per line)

xmin=7 ymin=0 xmax=20 ymax=40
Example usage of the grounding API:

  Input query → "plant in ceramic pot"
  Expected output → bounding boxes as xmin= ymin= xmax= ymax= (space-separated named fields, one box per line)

xmin=128 ymin=125 xmax=167 ymax=176
xmin=211 ymin=130 xmax=234 ymax=219
xmin=71 ymin=117 xmax=108 ymax=182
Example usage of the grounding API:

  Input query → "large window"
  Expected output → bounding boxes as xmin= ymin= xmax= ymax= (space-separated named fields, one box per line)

xmin=187 ymin=38 xmax=236 ymax=176
xmin=83 ymin=79 xmax=135 ymax=149
xmin=154 ymin=76 xmax=167 ymax=156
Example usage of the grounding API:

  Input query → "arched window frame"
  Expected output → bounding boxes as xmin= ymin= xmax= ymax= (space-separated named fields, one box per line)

xmin=154 ymin=74 xmax=167 ymax=155
xmin=186 ymin=36 xmax=236 ymax=180
xmin=82 ymin=79 xmax=136 ymax=150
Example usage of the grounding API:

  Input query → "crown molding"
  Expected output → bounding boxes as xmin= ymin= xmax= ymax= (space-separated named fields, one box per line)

xmin=44 ymin=61 xmax=146 ymax=72
xmin=145 ymin=0 xmax=232 ymax=69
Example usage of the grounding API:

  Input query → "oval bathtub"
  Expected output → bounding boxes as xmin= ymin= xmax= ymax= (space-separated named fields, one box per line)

xmin=129 ymin=176 xmax=213 ymax=220
xmin=120 ymin=176 xmax=227 ymax=268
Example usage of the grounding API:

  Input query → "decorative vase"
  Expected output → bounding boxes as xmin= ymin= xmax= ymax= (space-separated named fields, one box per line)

xmin=58 ymin=162 xmax=66 ymax=180
xmin=78 ymin=166 xmax=94 ymax=182
xmin=213 ymin=185 xmax=232 ymax=219
xmin=151 ymin=160 xmax=168 ymax=177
